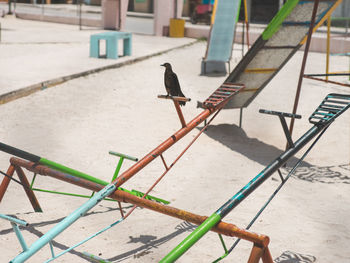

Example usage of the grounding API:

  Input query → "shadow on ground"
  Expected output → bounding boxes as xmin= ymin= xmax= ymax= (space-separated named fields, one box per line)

xmin=274 ymin=250 xmax=316 ymax=263
xmin=107 ymin=221 xmax=196 ymax=262
xmin=200 ymin=123 xmax=311 ymax=168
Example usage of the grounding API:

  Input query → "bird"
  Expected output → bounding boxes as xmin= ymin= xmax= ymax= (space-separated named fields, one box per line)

xmin=161 ymin=63 xmax=186 ymax=106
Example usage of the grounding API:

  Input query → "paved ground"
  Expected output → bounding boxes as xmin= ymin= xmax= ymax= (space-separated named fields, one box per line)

xmin=0 ymin=15 xmax=196 ymax=100
xmin=0 ymin=8 xmax=349 ymax=263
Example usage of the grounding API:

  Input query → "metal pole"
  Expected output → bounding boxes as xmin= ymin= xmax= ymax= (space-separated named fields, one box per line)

xmin=161 ymin=123 xmax=324 ymax=262
xmin=79 ymin=0 xmax=82 ymax=31
xmin=9 ymin=157 xmax=269 ymax=245
xmin=243 ymin=0 xmax=249 ymax=48
xmin=8 ymin=0 xmax=12 ymax=14
xmin=288 ymin=0 xmax=320 ymax=148
xmin=326 ymin=16 xmax=331 ymax=82
xmin=10 ymin=184 xmax=116 ymax=263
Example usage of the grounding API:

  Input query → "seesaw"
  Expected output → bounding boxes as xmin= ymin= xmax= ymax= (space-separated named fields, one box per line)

xmin=1 ymin=90 xmax=349 ymax=262
xmin=161 ymin=93 xmax=350 ymax=262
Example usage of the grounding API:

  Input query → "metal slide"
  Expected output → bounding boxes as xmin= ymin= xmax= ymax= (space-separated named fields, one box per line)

xmin=201 ymin=0 xmax=242 ymax=75
xmin=223 ymin=0 xmax=342 ymax=109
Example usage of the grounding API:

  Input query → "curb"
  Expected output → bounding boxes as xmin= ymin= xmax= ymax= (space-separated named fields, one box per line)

xmin=0 ymin=39 xmax=199 ymax=105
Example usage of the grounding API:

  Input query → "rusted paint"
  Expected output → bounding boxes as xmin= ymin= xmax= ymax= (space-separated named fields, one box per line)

xmin=261 ymin=246 xmax=274 ymax=263
xmin=10 ymin=157 xmax=270 ymax=247
xmin=173 ymin=100 xmax=187 ymax=128
xmin=0 ymin=164 xmax=15 ymax=202
xmin=14 ymin=165 xmax=42 ymax=212
xmin=111 ymin=108 xmax=214 ymax=188
xmin=247 ymin=243 xmax=264 ymax=263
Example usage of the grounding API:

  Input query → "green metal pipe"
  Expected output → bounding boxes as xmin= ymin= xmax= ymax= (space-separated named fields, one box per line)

xmin=39 ymin=158 xmax=108 ymax=186
xmin=159 ymin=213 xmax=221 ymax=262
xmin=111 ymin=157 xmax=124 ymax=181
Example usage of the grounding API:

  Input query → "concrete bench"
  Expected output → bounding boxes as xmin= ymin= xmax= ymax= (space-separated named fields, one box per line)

xmin=90 ymin=32 xmax=132 ymax=59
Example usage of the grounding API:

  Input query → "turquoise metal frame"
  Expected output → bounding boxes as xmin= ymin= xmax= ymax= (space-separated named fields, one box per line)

xmin=10 ymin=184 xmax=116 ymax=263
xmin=0 ymin=214 xmax=29 ymax=252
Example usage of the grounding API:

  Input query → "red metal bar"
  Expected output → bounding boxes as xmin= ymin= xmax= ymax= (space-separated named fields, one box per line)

xmin=0 ymin=164 xmax=15 ymax=202
xmin=117 ymin=200 xmax=125 ymax=218
xmin=157 ymin=95 xmax=190 ymax=102
xmin=160 ymin=154 xmax=169 ymax=170
xmin=9 ymin=157 xmax=270 ymax=246
xmin=111 ymin=108 xmax=215 ymax=188
xmin=120 ymin=109 xmax=222 ymax=219
xmin=15 ymin=165 xmax=42 ymax=212
xmin=261 ymin=246 xmax=274 ymax=263
xmin=173 ymin=100 xmax=187 ymax=128
xmin=247 ymin=244 xmax=264 ymax=263
xmin=288 ymin=0 xmax=320 ymax=147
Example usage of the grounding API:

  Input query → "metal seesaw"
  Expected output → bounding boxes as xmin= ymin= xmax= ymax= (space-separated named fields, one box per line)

xmin=161 ymin=93 xmax=350 ymax=262
xmin=4 ymin=83 xmax=251 ymax=262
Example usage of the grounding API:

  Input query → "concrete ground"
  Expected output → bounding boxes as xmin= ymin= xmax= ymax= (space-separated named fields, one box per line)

xmin=0 ymin=16 xmax=196 ymax=101
xmin=0 ymin=12 xmax=349 ymax=263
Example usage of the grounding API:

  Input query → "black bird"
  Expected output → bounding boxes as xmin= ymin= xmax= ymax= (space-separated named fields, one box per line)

xmin=161 ymin=63 xmax=186 ymax=106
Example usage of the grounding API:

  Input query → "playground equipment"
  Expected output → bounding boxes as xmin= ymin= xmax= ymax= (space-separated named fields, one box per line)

xmin=303 ymin=16 xmax=350 ymax=87
xmin=0 ymin=0 xmax=348 ymax=262
xmin=0 ymin=143 xmax=169 ymax=206
xmin=2 ymin=92 xmax=349 ymax=262
xmin=221 ymin=0 xmax=341 ymax=110
xmin=200 ymin=0 xmax=243 ymax=75
xmin=161 ymin=93 xmax=350 ymax=262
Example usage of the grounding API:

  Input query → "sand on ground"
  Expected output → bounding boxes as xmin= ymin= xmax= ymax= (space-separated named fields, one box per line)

xmin=0 ymin=21 xmax=349 ymax=263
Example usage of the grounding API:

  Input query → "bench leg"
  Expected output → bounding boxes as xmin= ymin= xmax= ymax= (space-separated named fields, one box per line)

xmin=90 ymin=38 xmax=100 ymax=58
xmin=123 ymin=36 xmax=132 ymax=56
xmin=107 ymin=37 xmax=118 ymax=59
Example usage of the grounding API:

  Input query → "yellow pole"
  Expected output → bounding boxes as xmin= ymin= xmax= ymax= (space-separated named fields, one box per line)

xmin=211 ymin=0 xmax=218 ymax=25
xmin=326 ymin=16 xmax=331 ymax=82
xmin=243 ymin=0 xmax=250 ymax=47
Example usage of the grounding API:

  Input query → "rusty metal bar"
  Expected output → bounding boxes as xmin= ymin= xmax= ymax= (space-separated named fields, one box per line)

xmin=173 ymin=100 xmax=187 ymax=128
xmin=122 ymin=108 xmax=222 ymax=219
xmin=304 ymin=75 xmax=350 ymax=88
xmin=288 ymin=0 xmax=320 ymax=147
xmin=0 ymin=164 xmax=15 ymax=202
xmin=261 ymin=246 xmax=274 ymax=263
xmin=111 ymin=108 xmax=215 ymax=188
xmin=247 ymin=244 xmax=264 ymax=263
xmin=9 ymin=157 xmax=269 ymax=246
xmin=157 ymin=95 xmax=191 ymax=102
xmin=160 ymin=154 xmax=169 ymax=170
xmin=14 ymin=166 xmax=42 ymax=213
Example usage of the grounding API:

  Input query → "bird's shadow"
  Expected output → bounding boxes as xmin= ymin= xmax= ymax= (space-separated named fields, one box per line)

xmin=199 ymin=123 xmax=311 ymax=168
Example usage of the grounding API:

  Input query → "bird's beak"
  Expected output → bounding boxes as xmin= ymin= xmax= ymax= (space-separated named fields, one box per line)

xmin=160 ymin=64 xmax=165 ymax=67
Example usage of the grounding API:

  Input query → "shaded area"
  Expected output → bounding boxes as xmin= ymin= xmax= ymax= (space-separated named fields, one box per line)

xmin=284 ymin=164 xmax=350 ymax=184
xmin=107 ymin=221 xmax=196 ymax=262
xmin=0 ymin=205 xmax=132 ymax=262
xmin=201 ymin=123 xmax=310 ymax=167
xmin=274 ymin=250 xmax=316 ymax=263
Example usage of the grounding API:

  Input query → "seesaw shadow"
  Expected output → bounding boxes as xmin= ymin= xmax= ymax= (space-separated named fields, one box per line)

xmin=200 ymin=123 xmax=311 ymax=168
xmin=107 ymin=221 xmax=196 ymax=262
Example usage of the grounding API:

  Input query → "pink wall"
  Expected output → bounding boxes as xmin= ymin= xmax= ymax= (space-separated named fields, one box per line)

xmin=102 ymin=0 xmax=128 ymax=30
xmin=154 ymin=0 xmax=184 ymax=36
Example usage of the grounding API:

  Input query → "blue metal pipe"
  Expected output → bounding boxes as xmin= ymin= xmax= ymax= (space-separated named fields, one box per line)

xmin=10 ymin=184 xmax=116 ymax=263
xmin=44 ymin=218 xmax=123 ymax=263
xmin=0 ymin=214 xmax=28 ymax=226
xmin=11 ymin=222 xmax=29 ymax=252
